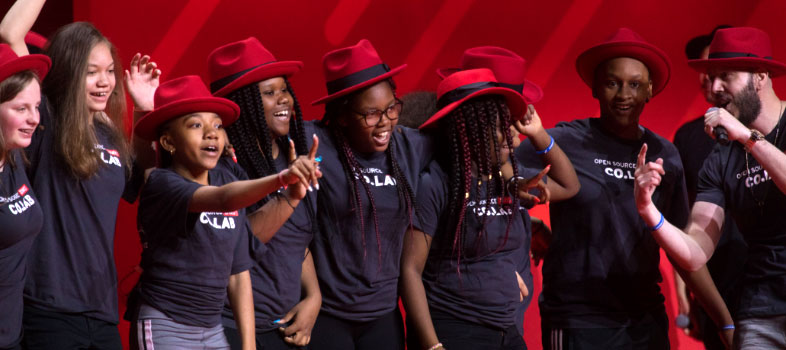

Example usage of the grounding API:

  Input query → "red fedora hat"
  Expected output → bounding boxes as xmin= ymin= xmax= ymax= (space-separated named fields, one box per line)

xmin=576 ymin=28 xmax=671 ymax=96
xmin=208 ymin=37 xmax=303 ymax=97
xmin=419 ymin=68 xmax=526 ymax=129
xmin=436 ymin=46 xmax=543 ymax=103
xmin=688 ymin=27 xmax=786 ymax=77
xmin=311 ymin=39 xmax=406 ymax=105
xmin=0 ymin=43 xmax=50 ymax=83
xmin=135 ymin=75 xmax=240 ymax=141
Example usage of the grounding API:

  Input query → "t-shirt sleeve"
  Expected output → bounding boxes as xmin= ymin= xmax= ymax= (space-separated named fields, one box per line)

xmin=141 ymin=169 xmax=202 ymax=239
xmin=695 ymin=147 xmax=726 ymax=208
xmin=664 ymin=161 xmax=690 ymax=229
xmin=413 ymin=167 xmax=445 ymax=237
xmin=231 ymin=223 xmax=255 ymax=275
xmin=397 ymin=126 xmax=435 ymax=172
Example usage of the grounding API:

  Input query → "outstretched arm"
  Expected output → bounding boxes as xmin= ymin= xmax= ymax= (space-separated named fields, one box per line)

xmin=0 ymin=0 xmax=45 ymax=55
xmin=126 ymin=53 xmax=161 ymax=170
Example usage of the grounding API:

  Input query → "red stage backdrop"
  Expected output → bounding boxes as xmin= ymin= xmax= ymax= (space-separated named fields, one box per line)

xmin=67 ymin=1 xmax=786 ymax=349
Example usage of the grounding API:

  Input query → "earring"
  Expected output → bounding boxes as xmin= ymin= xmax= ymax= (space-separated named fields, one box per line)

xmin=169 ymin=148 xmax=175 ymax=155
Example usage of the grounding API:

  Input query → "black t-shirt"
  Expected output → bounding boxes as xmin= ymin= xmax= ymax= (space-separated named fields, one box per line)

xmin=23 ymin=97 xmax=139 ymax=323
xmin=0 ymin=151 xmax=43 ymax=347
xmin=415 ymin=161 xmax=531 ymax=330
xmin=308 ymin=121 xmax=433 ymax=321
xmin=516 ymin=118 xmax=689 ymax=328
xmin=696 ymin=113 xmax=786 ymax=319
xmin=673 ymin=116 xmax=746 ymax=310
xmin=137 ymin=167 xmax=253 ymax=327
xmin=217 ymin=154 xmax=318 ymax=333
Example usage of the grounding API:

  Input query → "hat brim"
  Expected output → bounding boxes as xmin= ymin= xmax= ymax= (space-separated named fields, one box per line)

xmin=0 ymin=54 xmax=51 ymax=83
xmin=311 ymin=64 xmax=407 ymax=105
xmin=687 ymin=57 xmax=786 ymax=77
xmin=437 ymin=67 xmax=543 ymax=103
xmin=576 ymin=41 xmax=671 ymax=96
xmin=135 ymin=97 xmax=240 ymax=141
xmin=212 ymin=60 xmax=303 ymax=97
xmin=419 ymin=87 xmax=526 ymax=129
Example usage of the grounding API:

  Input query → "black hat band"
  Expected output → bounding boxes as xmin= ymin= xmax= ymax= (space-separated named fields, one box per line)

xmin=709 ymin=51 xmax=773 ymax=60
xmin=326 ymin=63 xmax=390 ymax=95
xmin=437 ymin=81 xmax=499 ymax=109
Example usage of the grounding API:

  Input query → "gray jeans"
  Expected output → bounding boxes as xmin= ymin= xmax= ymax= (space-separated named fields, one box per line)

xmin=134 ymin=303 xmax=230 ymax=350
xmin=734 ymin=315 xmax=786 ymax=350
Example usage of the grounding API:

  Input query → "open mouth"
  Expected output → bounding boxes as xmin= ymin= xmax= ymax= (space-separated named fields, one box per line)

xmin=272 ymin=109 xmax=290 ymax=121
xmin=613 ymin=104 xmax=633 ymax=113
xmin=90 ymin=92 xmax=109 ymax=98
xmin=372 ymin=130 xmax=390 ymax=146
xmin=18 ymin=128 xmax=35 ymax=137
xmin=202 ymin=145 xmax=219 ymax=155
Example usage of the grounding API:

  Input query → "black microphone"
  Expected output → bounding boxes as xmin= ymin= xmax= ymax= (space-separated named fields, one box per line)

xmin=707 ymin=107 xmax=729 ymax=145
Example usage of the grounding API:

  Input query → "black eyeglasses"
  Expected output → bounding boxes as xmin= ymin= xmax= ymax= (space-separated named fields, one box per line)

xmin=352 ymin=99 xmax=403 ymax=127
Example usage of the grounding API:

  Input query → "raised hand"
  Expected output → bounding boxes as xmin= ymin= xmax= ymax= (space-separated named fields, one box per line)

xmin=513 ymin=104 xmax=545 ymax=138
xmin=281 ymin=134 xmax=322 ymax=200
xmin=633 ymin=143 xmax=665 ymax=211
xmin=124 ymin=53 xmax=161 ymax=112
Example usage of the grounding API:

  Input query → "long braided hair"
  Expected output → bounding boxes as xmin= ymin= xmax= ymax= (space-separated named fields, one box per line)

xmin=434 ymin=95 xmax=520 ymax=276
xmin=317 ymin=79 xmax=418 ymax=265
xmin=224 ymin=77 xmax=315 ymax=224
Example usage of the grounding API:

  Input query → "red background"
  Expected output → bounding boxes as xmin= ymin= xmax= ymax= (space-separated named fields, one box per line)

xmin=21 ymin=0 xmax=786 ymax=348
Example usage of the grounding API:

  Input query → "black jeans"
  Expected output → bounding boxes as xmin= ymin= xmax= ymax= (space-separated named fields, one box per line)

xmin=420 ymin=309 xmax=526 ymax=350
xmin=22 ymin=304 xmax=122 ymax=350
xmin=541 ymin=310 xmax=669 ymax=350
xmin=224 ymin=326 xmax=306 ymax=350
xmin=309 ymin=309 xmax=404 ymax=350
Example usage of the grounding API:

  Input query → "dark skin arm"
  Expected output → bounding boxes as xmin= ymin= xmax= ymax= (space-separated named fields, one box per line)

xmin=247 ymin=137 xmax=321 ymax=242
xmin=513 ymin=105 xmax=580 ymax=202
xmin=228 ymin=270 xmax=255 ymax=350
xmin=189 ymin=136 xmax=321 ymax=215
xmin=400 ymin=229 xmax=442 ymax=350
xmin=278 ymin=249 xmax=321 ymax=346
xmin=673 ymin=264 xmax=734 ymax=348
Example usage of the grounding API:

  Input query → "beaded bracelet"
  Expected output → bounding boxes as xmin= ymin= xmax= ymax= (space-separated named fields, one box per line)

xmin=649 ymin=212 xmax=665 ymax=231
xmin=721 ymin=324 xmax=735 ymax=330
xmin=427 ymin=342 xmax=444 ymax=350
xmin=277 ymin=169 xmax=288 ymax=190
xmin=535 ymin=135 xmax=554 ymax=155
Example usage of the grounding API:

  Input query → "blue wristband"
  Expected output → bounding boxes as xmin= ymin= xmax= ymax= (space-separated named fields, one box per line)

xmin=721 ymin=324 xmax=735 ymax=330
xmin=649 ymin=212 xmax=664 ymax=231
xmin=535 ymin=135 xmax=554 ymax=155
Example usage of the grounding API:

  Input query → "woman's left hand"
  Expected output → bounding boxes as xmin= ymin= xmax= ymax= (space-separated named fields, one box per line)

xmin=277 ymin=296 xmax=321 ymax=347
xmin=124 ymin=53 xmax=161 ymax=112
xmin=516 ymin=270 xmax=529 ymax=301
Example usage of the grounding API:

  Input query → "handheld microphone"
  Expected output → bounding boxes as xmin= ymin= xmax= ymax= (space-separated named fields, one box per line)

xmin=706 ymin=107 xmax=729 ymax=145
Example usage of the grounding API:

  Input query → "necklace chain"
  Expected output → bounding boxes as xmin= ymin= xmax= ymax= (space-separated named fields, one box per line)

xmin=745 ymin=101 xmax=785 ymax=208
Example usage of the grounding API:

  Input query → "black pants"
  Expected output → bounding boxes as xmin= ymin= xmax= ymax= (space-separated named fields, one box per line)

xmin=224 ymin=326 xmax=305 ymax=350
xmin=407 ymin=310 xmax=527 ymax=350
xmin=22 ymin=305 xmax=122 ymax=350
xmin=541 ymin=311 xmax=669 ymax=350
xmin=309 ymin=309 xmax=404 ymax=350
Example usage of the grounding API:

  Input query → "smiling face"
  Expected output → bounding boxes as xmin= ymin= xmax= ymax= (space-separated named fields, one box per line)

xmin=84 ymin=42 xmax=116 ymax=114
xmin=593 ymin=57 xmax=653 ymax=127
xmin=257 ymin=77 xmax=293 ymax=138
xmin=0 ymin=79 xmax=41 ymax=151
xmin=340 ymin=80 xmax=398 ymax=154
xmin=160 ymin=112 xmax=226 ymax=178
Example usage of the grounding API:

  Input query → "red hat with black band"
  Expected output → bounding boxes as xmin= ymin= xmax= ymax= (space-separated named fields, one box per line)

xmin=436 ymin=46 xmax=542 ymax=104
xmin=208 ymin=37 xmax=303 ymax=97
xmin=311 ymin=39 xmax=406 ymax=106
xmin=575 ymin=27 xmax=671 ymax=96
xmin=688 ymin=27 xmax=786 ymax=77
xmin=419 ymin=68 xmax=526 ymax=129
xmin=135 ymin=75 xmax=240 ymax=141
xmin=0 ymin=43 xmax=50 ymax=83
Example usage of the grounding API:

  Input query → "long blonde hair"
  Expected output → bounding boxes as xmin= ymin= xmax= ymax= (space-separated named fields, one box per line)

xmin=43 ymin=22 xmax=129 ymax=179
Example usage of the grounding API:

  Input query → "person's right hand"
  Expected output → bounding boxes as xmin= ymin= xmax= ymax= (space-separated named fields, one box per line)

xmin=512 ymin=104 xmax=545 ymax=138
xmin=516 ymin=270 xmax=529 ymax=302
xmin=281 ymin=134 xmax=322 ymax=200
